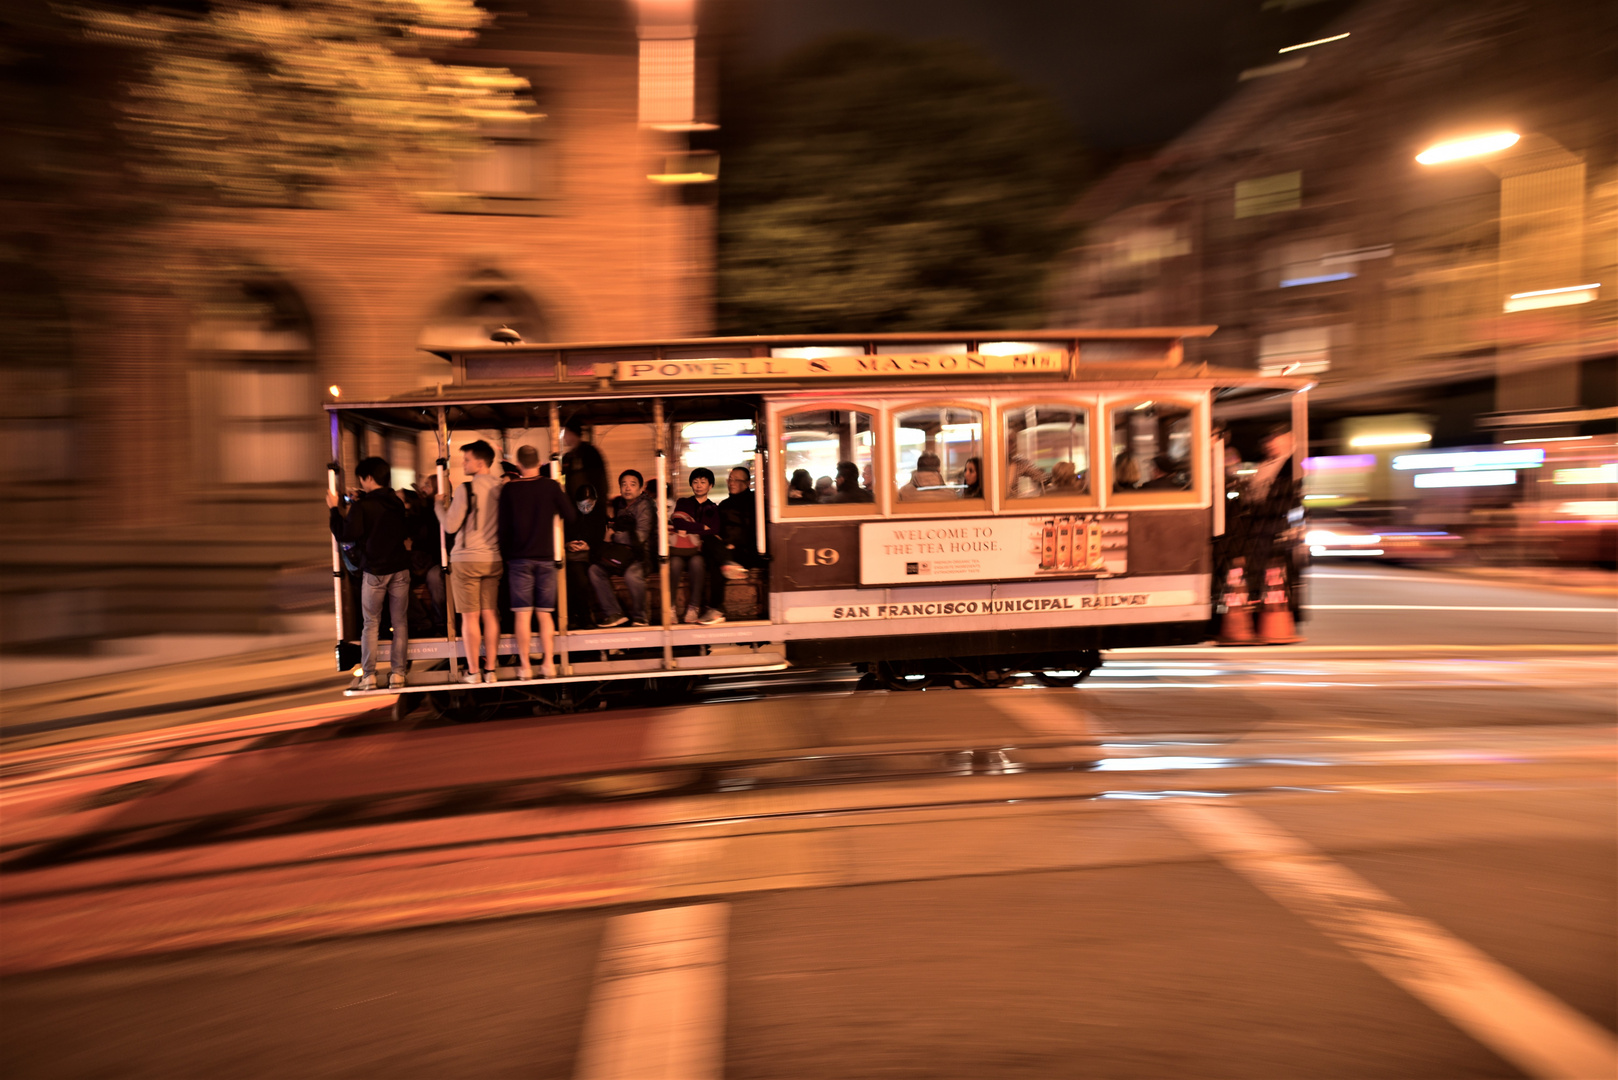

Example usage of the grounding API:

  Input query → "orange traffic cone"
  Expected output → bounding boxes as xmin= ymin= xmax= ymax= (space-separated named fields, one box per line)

xmin=1217 ymin=564 xmax=1255 ymax=645
xmin=1256 ymin=562 xmax=1304 ymax=645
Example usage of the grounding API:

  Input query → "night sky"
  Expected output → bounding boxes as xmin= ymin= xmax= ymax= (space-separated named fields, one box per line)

xmin=737 ymin=0 xmax=1356 ymax=151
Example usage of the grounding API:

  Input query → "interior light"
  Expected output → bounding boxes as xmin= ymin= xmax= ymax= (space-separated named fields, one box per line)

xmin=1392 ymin=449 xmax=1543 ymax=471
xmin=1503 ymin=284 xmax=1600 ymax=312
xmin=1503 ymin=436 xmax=1592 ymax=445
xmin=1348 ymin=432 xmax=1432 ymax=449
xmin=1416 ymin=131 xmax=1520 ymax=165
xmin=328 ymin=385 xmax=341 ymax=398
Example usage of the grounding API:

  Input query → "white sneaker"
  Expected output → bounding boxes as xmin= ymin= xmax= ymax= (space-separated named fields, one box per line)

xmin=697 ymin=609 xmax=725 ymax=625
xmin=388 ymin=672 xmax=406 ymax=691
xmin=482 ymin=668 xmax=498 ymax=684
xmin=541 ymin=660 xmax=557 ymax=680
xmin=684 ymin=607 xmax=700 ymax=624
xmin=518 ymin=664 xmax=534 ymax=681
xmin=599 ymin=614 xmax=629 ymax=628
xmin=350 ymin=673 xmax=375 ymax=691
xmin=460 ymin=669 xmax=481 ymax=685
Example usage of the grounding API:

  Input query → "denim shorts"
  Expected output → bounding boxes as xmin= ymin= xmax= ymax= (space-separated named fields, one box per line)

xmin=507 ymin=557 xmax=557 ymax=612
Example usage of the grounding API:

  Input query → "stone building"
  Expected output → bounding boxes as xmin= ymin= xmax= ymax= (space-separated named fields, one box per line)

xmin=1 ymin=0 xmax=722 ymax=646
xmin=1049 ymin=0 xmax=1616 ymax=454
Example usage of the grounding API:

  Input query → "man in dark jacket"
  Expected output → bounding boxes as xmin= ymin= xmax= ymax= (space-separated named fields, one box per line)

xmin=564 ymin=483 xmax=608 ymax=629
xmin=327 ymin=456 xmax=411 ymax=691
xmin=588 ymin=469 xmax=655 ymax=626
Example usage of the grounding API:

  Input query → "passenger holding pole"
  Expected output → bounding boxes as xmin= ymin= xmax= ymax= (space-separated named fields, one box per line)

xmin=499 ymin=443 xmax=574 ymax=680
xmin=437 ymin=439 xmax=506 ymax=683
xmin=326 ymin=456 xmax=411 ymax=691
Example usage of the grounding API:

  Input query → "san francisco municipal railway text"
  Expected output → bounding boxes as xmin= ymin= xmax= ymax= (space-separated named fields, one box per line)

xmin=831 ymin=594 xmax=1150 ymax=620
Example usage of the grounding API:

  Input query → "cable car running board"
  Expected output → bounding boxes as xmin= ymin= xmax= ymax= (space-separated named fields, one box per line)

xmin=345 ymin=650 xmax=789 ymax=695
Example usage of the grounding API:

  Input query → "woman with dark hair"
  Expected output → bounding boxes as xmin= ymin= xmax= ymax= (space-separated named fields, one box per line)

xmin=788 ymin=469 xmax=817 ymax=504
xmin=960 ymin=456 xmax=983 ymax=499
xmin=670 ymin=467 xmax=725 ymax=624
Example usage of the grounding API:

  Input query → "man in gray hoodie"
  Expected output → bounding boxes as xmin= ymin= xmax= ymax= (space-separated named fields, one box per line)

xmin=437 ymin=439 xmax=505 ymax=683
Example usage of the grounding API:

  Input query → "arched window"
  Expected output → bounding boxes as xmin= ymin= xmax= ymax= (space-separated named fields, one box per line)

xmin=191 ymin=278 xmax=319 ymax=486
xmin=419 ymin=273 xmax=546 ymax=349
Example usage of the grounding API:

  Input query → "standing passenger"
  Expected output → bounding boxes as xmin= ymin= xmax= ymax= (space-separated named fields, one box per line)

xmin=589 ymin=469 xmax=654 ymax=627
xmin=437 ymin=439 xmax=505 ymax=683
xmin=499 ymin=444 xmax=574 ymax=680
xmin=561 ymin=418 xmax=608 ymax=508
xmin=326 ymin=456 xmax=411 ymax=691
xmin=669 ymin=467 xmax=724 ymax=625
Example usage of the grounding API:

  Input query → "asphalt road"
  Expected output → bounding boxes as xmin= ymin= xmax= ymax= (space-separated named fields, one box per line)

xmin=0 ymin=565 xmax=1613 ymax=1079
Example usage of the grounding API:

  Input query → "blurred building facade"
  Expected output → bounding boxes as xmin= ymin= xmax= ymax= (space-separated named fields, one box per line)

xmin=1049 ymin=0 xmax=1616 ymax=454
xmin=2 ymin=0 xmax=721 ymax=646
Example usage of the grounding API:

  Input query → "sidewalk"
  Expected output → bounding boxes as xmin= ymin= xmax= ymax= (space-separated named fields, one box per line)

xmin=1 ymin=626 xmax=346 ymax=744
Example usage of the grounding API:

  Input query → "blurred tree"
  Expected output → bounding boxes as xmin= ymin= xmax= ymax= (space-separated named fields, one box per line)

xmin=0 ymin=0 xmax=532 ymax=301
xmin=718 ymin=35 xmax=1088 ymax=334
xmin=68 ymin=0 xmax=536 ymax=208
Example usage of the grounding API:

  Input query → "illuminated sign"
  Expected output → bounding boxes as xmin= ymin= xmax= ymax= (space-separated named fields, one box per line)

xmin=1412 ymin=470 xmax=1517 ymax=489
xmin=616 ymin=352 xmax=1067 ymax=382
xmin=1393 ymin=449 xmax=1544 ymax=471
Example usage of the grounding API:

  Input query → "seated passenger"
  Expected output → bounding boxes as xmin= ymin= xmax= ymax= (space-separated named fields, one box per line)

xmin=1112 ymin=450 xmax=1142 ymax=492
xmin=814 ymin=475 xmax=835 ymax=501
xmin=670 ymin=468 xmax=725 ymax=625
xmin=719 ymin=466 xmax=762 ymax=572
xmin=788 ymin=468 xmax=817 ymax=504
xmin=1048 ymin=460 xmax=1084 ymax=491
xmin=960 ymin=456 xmax=983 ymax=499
xmin=588 ymin=469 xmax=653 ymax=627
xmin=1141 ymin=453 xmax=1191 ymax=490
xmin=831 ymin=461 xmax=873 ymax=503
xmin=564 ymin=484 xmax=607 ymax=629
xmin=898 ymin=452 xmax=955 ymax=501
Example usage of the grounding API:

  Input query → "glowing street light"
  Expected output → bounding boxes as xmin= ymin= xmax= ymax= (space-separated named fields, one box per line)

xmin=1415 ymin=131 xmax=1520 ymax=165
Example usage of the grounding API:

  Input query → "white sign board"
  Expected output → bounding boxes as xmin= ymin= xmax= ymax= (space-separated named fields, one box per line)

xmin=783 ymin=589 xmax=1194 ymax=624
xmin=859 ymin=514 xmax=1127 ymax=585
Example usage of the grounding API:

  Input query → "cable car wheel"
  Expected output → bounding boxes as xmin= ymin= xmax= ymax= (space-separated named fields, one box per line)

xmin=873 ymin=660 xmax=932 ymax=691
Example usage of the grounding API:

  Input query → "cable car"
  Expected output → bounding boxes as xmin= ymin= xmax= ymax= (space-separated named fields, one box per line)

xmin=324 ymin=330 xmax=1309 ymax=715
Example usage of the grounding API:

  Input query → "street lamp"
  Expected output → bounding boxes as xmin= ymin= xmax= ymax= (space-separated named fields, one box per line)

xmin=1415 ymin=131 xmax=1520 ymax=165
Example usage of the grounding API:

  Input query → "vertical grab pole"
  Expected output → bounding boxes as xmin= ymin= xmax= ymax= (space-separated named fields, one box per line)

xmin=328 ymin=412 xmax=346 ymax=657
xmin=437 ymin=407 xmax=458 ymax=681
xmin=1212 ymin=433 xmax=1226 ymax=537
xmin=753 ymin=405 xmax=767 ymax=559
xmin=549 ymin=403 xmax=571 ymax=676
xmin=654 ymin=398 xmax=674 ymax=670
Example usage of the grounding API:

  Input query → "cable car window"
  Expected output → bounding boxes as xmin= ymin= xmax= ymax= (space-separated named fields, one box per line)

xmin=894 ymin=405 xmax=983 ymax=503
xmin=780 ymin=408 xmax=876 ymax=508
xmin=1003 ymin=404 xmax=1090 ymax=499
xmin=1109 ymin=400 xmax=1193 ymax=493
xmin=675 ymin=418 xmax=756 ymax=497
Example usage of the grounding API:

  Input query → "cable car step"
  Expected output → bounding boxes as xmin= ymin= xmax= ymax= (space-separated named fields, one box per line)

xmin=344 ymin=650 xmax=788 ymax=695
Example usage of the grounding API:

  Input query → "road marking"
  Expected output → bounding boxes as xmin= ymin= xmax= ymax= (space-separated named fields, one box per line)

xmin=1306 ymin=604 xmax=1616 ymax=613
xmin=574 ymin=903 xmax=729 ymax=1080
xmin=1153 ymin=799 xmax=1618 ymax=1080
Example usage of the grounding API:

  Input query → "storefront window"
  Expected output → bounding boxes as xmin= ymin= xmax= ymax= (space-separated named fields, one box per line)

xmin=1004 ymin=404 xmax=1090 ymax=498
xmin=894 ymin=405 xmax=982 ymax=502
xmin=1109 ymin=401 xmax=1194 ymax=493
xmin=780 ymin=408 xmax=876 ymax=508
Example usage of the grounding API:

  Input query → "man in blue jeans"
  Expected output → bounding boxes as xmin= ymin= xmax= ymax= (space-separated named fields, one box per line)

xmin=327 ymin=456 xmax=412 ymax=691
xmin=499 ymin=444 xmax=576 ymax=679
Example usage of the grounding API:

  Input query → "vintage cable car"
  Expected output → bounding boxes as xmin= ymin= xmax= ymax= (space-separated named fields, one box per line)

xmin=324 ymin=330 xmax=1309 ymax=715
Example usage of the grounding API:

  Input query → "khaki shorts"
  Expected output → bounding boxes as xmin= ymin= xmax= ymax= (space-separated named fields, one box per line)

xmin=450 ymin=560 xmax=502 ymax=612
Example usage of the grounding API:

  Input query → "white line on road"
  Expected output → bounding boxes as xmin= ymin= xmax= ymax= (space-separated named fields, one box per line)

xmin=1306 ymin=605 xmax=1616 ymax=613
xmin=1152 ymin=799 xmax=1618 ymax=1080
xmin=574 ymin=903 xmax=730 ymax=1080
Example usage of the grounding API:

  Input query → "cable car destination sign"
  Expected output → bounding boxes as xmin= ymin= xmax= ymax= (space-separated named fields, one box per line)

xmin=616 ymin=351 xmax=1067 ymax=382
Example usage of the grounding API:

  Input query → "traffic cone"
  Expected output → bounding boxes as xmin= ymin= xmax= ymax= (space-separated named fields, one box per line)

xmin=1256 ymin=561 xmax=1304 ymax=645
xmin=1217 ymin=564 xmax=1255 ymax=645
